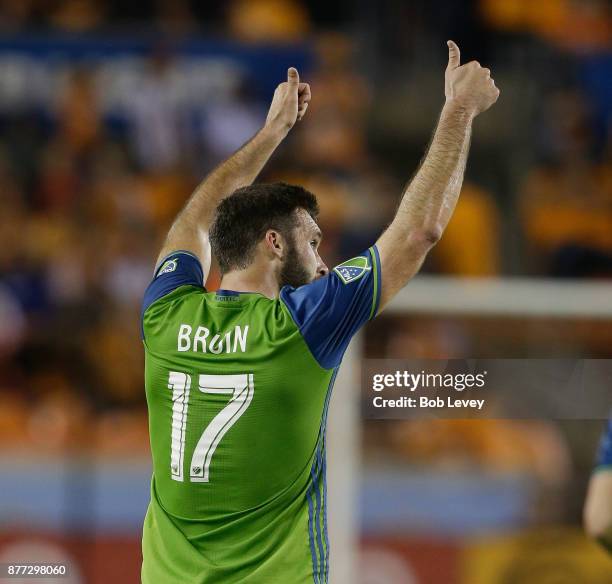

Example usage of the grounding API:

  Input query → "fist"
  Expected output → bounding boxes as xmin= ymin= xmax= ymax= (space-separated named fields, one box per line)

xmin=445 ymin=40 xmax=499 ymax=116
xmin=265 ymin=67 xmax=311 ymax=135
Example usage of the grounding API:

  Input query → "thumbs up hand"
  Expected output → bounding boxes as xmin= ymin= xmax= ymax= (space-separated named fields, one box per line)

xmin=444 ymin=41 xmax=499 ymax=117
xmin=265 ymin=67 xmax=312 ymax=137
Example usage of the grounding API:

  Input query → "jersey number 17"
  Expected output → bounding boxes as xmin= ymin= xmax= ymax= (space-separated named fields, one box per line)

xmin=166 ymin=371 xmax=255 ymax=483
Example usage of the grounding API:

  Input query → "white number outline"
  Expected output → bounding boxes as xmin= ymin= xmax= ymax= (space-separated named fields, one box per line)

xmin=167 ymin=372 xmax=254 ymax=483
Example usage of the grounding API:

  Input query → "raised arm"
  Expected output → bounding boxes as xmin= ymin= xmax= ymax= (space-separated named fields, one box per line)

xmin=376 ymin=41 xmax=499 ymax=309
xmin=154 ymin=67 xmax=311 ymax=282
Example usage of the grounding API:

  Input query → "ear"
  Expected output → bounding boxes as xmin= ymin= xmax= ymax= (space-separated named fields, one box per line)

xmin=263 ymin=229 xmax=284 ymax=260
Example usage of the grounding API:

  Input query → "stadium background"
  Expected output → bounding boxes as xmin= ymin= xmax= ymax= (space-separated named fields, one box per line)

xmin=0 ymin=0 xmax=610 ymax=582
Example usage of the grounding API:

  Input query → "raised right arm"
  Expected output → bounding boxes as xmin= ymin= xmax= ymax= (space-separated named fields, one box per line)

xmin=154 ymin=68 xmax=311 ymax=283
xmin=376 ymin=41 xmax=499 ymax=310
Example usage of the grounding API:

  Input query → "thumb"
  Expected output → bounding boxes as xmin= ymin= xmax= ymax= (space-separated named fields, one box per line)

xmin=287 ymin=67 xmax=299 ymax=86
xmin=447 ymin=40 xmax=460 ymax=69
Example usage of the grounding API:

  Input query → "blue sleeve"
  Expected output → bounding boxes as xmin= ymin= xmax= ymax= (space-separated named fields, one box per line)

xmin=280 ymin=245 xmax=381 ymax=369
xmin=140 ymin=250 xmax=204 ymax=337
xmin=597 ymin=419 xmax=612 ymax=469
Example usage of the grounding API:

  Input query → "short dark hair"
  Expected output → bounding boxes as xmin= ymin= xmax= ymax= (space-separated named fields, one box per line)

xmin=210 ymin=182 xmax=319 ymax=274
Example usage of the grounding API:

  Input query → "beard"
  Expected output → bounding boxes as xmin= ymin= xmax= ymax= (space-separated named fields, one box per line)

xmin=279 ymin=237 xmax=312 ymax=289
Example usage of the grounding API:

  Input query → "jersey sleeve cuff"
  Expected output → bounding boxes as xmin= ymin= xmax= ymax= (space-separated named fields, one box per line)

xmin=153 ymin=249 xmax=203 ymax=278
xmin=368 ymin=245 xmax=382 ymax=320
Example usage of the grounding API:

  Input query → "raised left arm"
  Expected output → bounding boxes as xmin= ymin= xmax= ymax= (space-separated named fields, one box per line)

xmin=155 ymin=67 xmax=311 ymax=282
xmin=376 ymin=41 xmax=499 ymax=310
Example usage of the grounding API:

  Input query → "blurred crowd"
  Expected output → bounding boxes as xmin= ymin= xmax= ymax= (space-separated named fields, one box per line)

xmin=0 ymin=0 xmax=610 ymax=526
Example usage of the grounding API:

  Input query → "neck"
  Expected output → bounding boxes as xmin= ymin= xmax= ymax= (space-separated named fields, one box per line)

xmin=219 ymin=266 xmax=280 ymax=299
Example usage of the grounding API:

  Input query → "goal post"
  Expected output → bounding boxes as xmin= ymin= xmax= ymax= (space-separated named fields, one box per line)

xmin=326 ymin=276 xmax=612 ymax=583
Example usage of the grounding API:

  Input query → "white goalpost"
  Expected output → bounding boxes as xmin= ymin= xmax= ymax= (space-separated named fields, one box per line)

xmin=326 ymin=276 xmax=612 ymax=583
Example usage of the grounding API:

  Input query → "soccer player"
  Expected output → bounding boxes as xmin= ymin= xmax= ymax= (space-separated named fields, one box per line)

xmin=584 ymin=419 xmax=612 ymax=553
xmin=140 ymin=41 xmax=499 ymax=583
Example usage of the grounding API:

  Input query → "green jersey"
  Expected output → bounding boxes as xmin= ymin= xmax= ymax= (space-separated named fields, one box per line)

xmin=140 ymin=247 xmax=381 ymax=583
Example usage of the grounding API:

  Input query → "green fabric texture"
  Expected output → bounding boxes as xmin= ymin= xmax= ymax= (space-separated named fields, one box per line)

xmin=141 ymin=286 xmax=334 ymax=583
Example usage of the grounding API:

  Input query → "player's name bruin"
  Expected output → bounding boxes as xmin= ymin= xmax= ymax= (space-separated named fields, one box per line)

xmin=177 ymin=324 xmax=249 ymax=354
